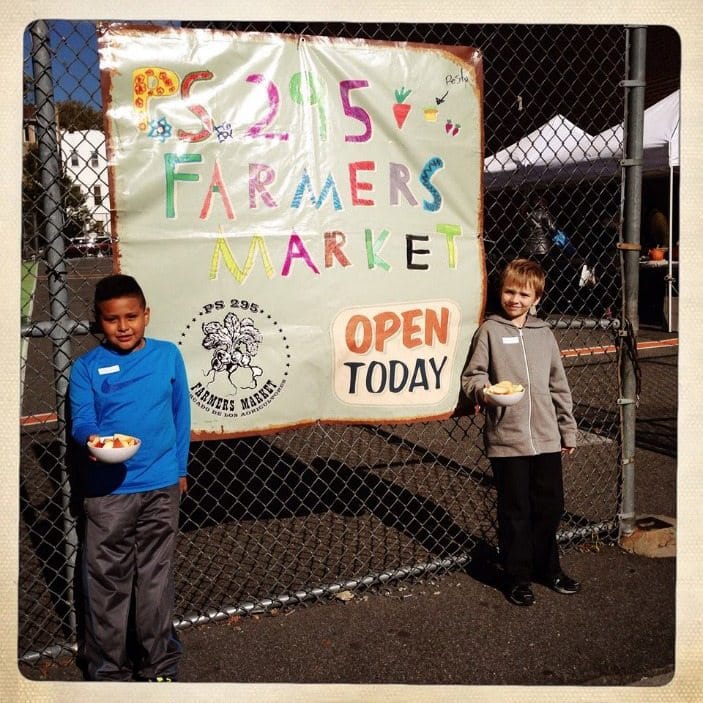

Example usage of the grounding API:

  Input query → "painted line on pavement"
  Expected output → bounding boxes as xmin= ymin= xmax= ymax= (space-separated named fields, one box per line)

xmin=561 ymin=337 xmax=678 ymax=358
xmin=20 ymin=412 xmax=59 ymax=427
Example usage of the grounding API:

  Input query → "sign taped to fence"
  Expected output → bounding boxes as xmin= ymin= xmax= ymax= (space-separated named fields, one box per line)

xmin=98 ymin=24 xmax=485 ymax=438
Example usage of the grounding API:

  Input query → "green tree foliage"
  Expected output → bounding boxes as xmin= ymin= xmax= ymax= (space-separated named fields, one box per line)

xmin=56 ymin=99 xmax=103 ymax=131
xmin=23 ymin=73 xmax=34 ymax=102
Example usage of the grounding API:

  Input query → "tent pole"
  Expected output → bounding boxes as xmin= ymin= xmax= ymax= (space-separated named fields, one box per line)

xmin=667 ymin=164 xmax=674 ymax=332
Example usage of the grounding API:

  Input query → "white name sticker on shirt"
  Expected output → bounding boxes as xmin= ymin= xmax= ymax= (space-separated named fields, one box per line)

xmin=98 ymin=365 xmax=121 ymax=375
xmin=501 ymin=337 xmax=519 ymax=345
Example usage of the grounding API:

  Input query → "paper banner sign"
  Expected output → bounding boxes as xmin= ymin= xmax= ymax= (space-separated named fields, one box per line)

xmin=98 ymin=24 xmax=485 ymax=438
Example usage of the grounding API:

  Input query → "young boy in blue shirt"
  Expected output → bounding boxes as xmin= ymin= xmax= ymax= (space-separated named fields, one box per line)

xmin=462 ymin=259 xmax=580 ymax=607
xmin=69 ymin=274 xmax=191 ymax=680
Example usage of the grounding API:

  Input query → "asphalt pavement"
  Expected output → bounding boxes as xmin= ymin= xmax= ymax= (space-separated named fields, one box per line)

xmin=17 ymin=325 xmax=681 ymax=698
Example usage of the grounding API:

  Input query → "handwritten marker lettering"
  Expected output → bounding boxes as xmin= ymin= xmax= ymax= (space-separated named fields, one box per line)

xmin=334 ymin=303 xmax=456 ymax=402
xmin=132 ymin=67 xmax=179 ymax=132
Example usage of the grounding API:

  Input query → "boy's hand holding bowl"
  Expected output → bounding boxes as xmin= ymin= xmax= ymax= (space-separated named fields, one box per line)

xmin=483 ymin=381 xmax=525 ymax=407
xmin=87 ymin=433 xmax=141 ymax=463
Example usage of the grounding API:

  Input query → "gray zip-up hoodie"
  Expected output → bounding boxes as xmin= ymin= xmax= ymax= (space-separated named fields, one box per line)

xmin=461 ymin=313 xmax=577 ymax=458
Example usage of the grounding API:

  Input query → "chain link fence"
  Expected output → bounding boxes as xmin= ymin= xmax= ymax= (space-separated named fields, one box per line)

xmin=21 ymin=20 xmax=631 ymax=665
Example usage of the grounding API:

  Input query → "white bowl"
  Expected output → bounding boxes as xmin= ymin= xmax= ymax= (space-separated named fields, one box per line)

xmin=87 ymin=435 xmax=141 ymax=463
xmin=483 ymin=388 xmax=525 ymax=407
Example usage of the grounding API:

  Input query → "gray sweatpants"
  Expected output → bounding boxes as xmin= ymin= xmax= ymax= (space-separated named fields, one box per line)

xmin=81 ymin=484 xmax=182 ymax=681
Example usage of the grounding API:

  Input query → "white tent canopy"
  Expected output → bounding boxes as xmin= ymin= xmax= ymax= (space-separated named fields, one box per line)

xmin=586 ymin=89 xmax=680 ymax=171
xmin=483 ymin=115 xmax=606 ymax=188
xmin=484 ymin=114 xmax=595 ymax=172
xmin=484 ymin=90 xmax=680 ymax=188
xmin=483 ymin=90 xmax=681 ymax=331
xmin=645 ymin=89 xmax=680 ymax=168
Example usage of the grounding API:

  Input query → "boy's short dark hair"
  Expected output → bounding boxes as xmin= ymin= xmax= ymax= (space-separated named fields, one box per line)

xmin=500 ymin=259 xmax=546 ymax=299
xmin=94 ymin=274 xmax=147 ymax=318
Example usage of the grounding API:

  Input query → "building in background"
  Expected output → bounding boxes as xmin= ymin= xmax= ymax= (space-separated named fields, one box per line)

xmin=58 ymin=129 xmax=111 ymax=237
xmin=22 ymin=107 xmax=112 ymax=256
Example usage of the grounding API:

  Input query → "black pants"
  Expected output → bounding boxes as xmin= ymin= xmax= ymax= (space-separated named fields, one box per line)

xmin=81 ymin=484 xmax=182 ymax=681
xmin=490 ymin=453 xmax=565 ymax=586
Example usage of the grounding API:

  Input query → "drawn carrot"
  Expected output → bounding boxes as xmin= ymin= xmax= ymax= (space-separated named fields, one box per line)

xmin=393 ymin=87 xmax=412 ymax=129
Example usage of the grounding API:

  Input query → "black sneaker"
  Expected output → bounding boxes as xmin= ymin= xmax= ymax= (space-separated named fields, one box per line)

xmin=147 ymin=674 xmax=176 ymax=682
xmin=549 ymin=572 xmax=581 ymax=595
xmin=507 ymin=583 xmax=535 ymax=606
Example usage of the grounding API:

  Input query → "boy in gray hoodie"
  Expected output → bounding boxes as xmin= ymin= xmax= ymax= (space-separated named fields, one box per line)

xmin=462 ymin=259 xmax=580 ymax=606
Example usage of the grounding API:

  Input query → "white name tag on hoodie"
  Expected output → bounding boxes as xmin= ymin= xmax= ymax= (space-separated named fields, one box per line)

xmin=98 ymin=365 xmax=121 ymax=375
xmin=502 ymin=337 xmax=519 ymax=345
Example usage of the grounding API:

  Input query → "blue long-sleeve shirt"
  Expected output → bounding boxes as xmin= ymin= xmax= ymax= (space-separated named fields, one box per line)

xmin=68 ymin=338 xmax=191 ymax=495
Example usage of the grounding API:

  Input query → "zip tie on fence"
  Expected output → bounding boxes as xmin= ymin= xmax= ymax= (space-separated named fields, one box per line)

xmin=618 ymin=511 xmax=636 ymax=521
xmin=617 ymin=397 xmax=637 ymax=405
xmin=616 ymin=242 xmax=641 ymax=250
xmin=619 ymin=78 xmax=647 ymax=87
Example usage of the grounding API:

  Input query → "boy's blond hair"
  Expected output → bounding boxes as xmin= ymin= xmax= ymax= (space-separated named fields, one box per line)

xmin=500 ymin=258 xmax=546 ymax=299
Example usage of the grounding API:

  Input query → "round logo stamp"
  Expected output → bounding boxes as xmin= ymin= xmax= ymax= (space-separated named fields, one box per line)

xmin=178 ymin=297 xmax=289 ymax=419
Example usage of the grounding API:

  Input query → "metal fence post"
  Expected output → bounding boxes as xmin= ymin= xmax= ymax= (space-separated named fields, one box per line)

xmin=618 ymin=25 xmax=647 ymax=537
xmin=29 ymin=20 xmax=79 ymax=635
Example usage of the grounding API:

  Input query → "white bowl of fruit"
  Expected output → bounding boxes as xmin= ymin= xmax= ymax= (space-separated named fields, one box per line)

xmin=87 ymin=433 xmax=141 ymax=463
xmin=483 ymin=381 xmax=525 ymax=406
